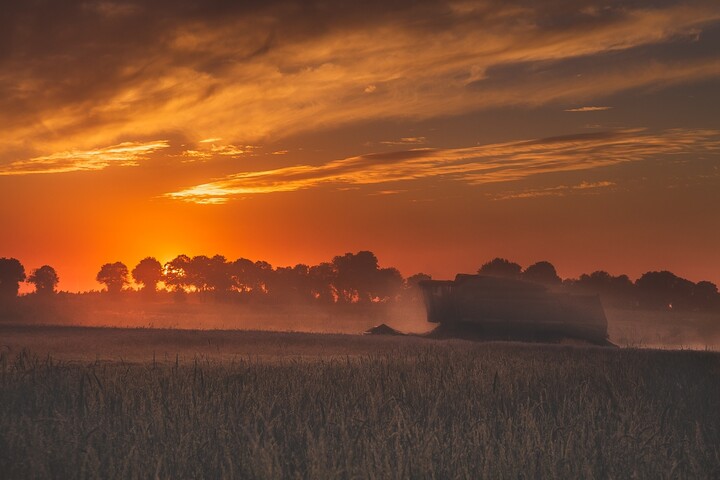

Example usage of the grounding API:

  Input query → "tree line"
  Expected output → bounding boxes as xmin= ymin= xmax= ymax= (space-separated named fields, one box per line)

xmin=1 ymin=253 xmax=718 ymax=311
xmin=0 ymin=258 xmax=59 ymax=298
xmin=477 ymin=258 xmax=720 ymax=311
xmin=96 ymin=251 xmax=405 ymax=304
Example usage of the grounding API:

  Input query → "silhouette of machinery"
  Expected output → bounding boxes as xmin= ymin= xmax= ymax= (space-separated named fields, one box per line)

xmin=419 ymin=274 xmax=608 ymax=344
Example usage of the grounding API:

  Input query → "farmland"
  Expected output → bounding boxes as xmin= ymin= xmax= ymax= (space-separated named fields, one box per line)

xmin=1 ymin=326 xmax=719 ymax=478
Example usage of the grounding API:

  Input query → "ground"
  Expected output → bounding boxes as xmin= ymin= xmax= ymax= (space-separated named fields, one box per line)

xmin=1 ymin=325 xmax=719 ymax=478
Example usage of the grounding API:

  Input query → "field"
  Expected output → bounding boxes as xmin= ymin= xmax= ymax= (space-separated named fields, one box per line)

xmin=1 ymin=326 xmax=719 ymax=478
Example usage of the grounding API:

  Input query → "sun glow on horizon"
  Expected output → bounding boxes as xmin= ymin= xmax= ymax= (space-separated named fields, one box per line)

xmin=1 ymin=0 xmax=719 ymax=293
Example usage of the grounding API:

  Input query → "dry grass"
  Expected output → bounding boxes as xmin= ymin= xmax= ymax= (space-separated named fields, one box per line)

xmin=1 ymin=329 xmax=719 ymax=478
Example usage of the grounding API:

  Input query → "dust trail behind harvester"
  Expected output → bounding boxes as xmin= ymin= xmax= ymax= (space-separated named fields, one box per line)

xmin=1 ymin=292 xmax=433 ymax=334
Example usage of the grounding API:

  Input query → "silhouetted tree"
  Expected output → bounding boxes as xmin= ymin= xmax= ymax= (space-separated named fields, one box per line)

xmin=27 ymin=265 xmax=59 ymax=295
xmin=478 ymin=258 xmax=522 ymax=279
xmin=185 ymin=255 xmax=233 ymax=295
xmin=374 ymin=267 xmax=404 ymax=302
xmin=230 ymin=258 xmax=259 ymax=295
xmin=523 ymin=261 xmax=561 ymax=285
xmin=253 ymin=261 xmax=274 ymax=296
xmin=0 ymin=257 xmax=26 ymax=299
xmin=187 ymin=255 xmax=212 ymax=291
xmin=406 ymin=273 xmax=431 ymax=289
xmin=332 ymin=251 xmax=381 ymax=303
xmin=206 ymin=255 xmax=234 ymax=295
xmin=330 ymin=251 xmax=405 ymax=303
xmin=635 ymin=271 xmax=695 ymax=310
xmin=402 ymin=273 xmax=432 ymax=302
xmin=164 ymin=255 xmax=192 ymax=292
xmin=132 ymin=257 xmax=163 ymax=292
xmin=572 ymin=271 xmax=635 ymax=307
xmin=693 ymin=281 xmax=720 ymax=310
xmin=96 ymin=262 xmax=129 ymax=294
xmin=271 ymin=264 xmax=311 ymax=302
xmin=309 ymin=262 xmax=336 ymax=303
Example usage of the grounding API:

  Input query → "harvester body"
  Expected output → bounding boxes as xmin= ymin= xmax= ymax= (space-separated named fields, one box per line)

xmin=419 ymin=274 xmax=608 ymax=344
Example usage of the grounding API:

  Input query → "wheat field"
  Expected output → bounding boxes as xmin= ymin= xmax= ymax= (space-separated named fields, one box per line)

xmin=1 ymin=330 xmax=719 ymax=478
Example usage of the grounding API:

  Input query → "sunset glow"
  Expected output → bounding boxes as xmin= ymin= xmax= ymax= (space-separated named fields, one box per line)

xmin=2 ymin=0 xmax=720 ymax=291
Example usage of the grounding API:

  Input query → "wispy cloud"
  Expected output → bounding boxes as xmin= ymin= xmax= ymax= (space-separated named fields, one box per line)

xmin=180 ymin=143 xmax=255 ymax=162
xmin=0 ymin=141 xmax=169 ymax=176
xmin=380 ymin=137 xmax=428 ymax=146
xmin=369 ymin=189 xmax=407 ymax=196
xmin=164 ymin=128 xmax=720 ymax=203
xmin=565 ymin=106 xmax=613 ymax=112
xmin=490 ymin=181 xmax=616 ymax=200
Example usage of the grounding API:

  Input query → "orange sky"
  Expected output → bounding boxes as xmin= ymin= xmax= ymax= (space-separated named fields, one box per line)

xmin=2 ymin=0 xmax=720 ymax=291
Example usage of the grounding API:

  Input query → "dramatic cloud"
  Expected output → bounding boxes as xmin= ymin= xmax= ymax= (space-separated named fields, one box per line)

xmin=0 ymin=141 xmax=169 ymax=176
xmin=164 ymin=129 xmax=720 ymax=203
xmin=2 ymin=0 xmax=719 ymax=165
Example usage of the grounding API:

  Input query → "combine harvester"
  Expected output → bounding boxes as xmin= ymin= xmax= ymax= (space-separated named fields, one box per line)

xmin=419 ymin=274 xmax=611 ymax=345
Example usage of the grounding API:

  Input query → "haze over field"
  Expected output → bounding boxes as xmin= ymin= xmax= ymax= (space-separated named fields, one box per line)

xmin=1 ymin=0 xmax=720 ymax=293
xmin=2 ymin=252 xmax=718 ymax=350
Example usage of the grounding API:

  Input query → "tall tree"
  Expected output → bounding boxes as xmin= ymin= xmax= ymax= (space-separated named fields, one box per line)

xmin=27 ymin=265 xmax=59 ymax=295
xmin=636 ymin=270 xmax=695 ymax=310
xmin=209 ymin=255 xmax=233 ymax=293
xmin=132 ymin=257 xmax=164 ymax=292
xmin=693 ymin=281 xmax=720 ymax=310
xmin=253 ymin=261 xmax=274 ymax=295
xmin=332 ymin=251 xmax=381 ymax=303
xmin=96 ymin=262 xmax=129 ymax=294
xmin=572 ymin=271 xmax=636 ymax=307
xmin=404 ymin=273 xmax=432 ymax=301
xmin=523 ymin=261 xmax=561 ymax=285
xmin=187 ymin=255 xmax=213 ymax=292
xmin=271 ymin=264 xmax=311 ymax=302
xmin=230 ymin=258 xmax=259 ymax=294
xmin=164 ymin=255 xmax=192 ymax=292
xmin=374 ymin=267 xmax=404 ymax=302
xmin=201 ymin=255 xmax=233 ymax=293
xmin=478 ymin=258 xmax=522 ymax=279
xmin=180 ymin=255 xmax=232 ymax=294
xmin=405 ymin=273 xmax=431 ymax=288
xmin=309 ymin=262 xmax=336 ymax=303
xmin=0 ymin=257 xmax=26 ymax=298
xmin=330 ymin=251 xmax=403 ymax=303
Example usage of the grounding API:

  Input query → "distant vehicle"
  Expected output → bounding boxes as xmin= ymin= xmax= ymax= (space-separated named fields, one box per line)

xmin=364 ymin=324 xmax=404 ymax=336
xmin=419 ymin=274 xmax=609 ymax=345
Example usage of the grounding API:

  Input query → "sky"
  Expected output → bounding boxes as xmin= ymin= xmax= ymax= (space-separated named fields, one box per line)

xmin=1 ymin=0 xmax=720 ymax=292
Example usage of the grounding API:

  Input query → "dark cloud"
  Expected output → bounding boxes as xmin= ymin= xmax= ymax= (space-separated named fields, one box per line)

xmin=1 ymin=0 xmax=719 ymax=166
